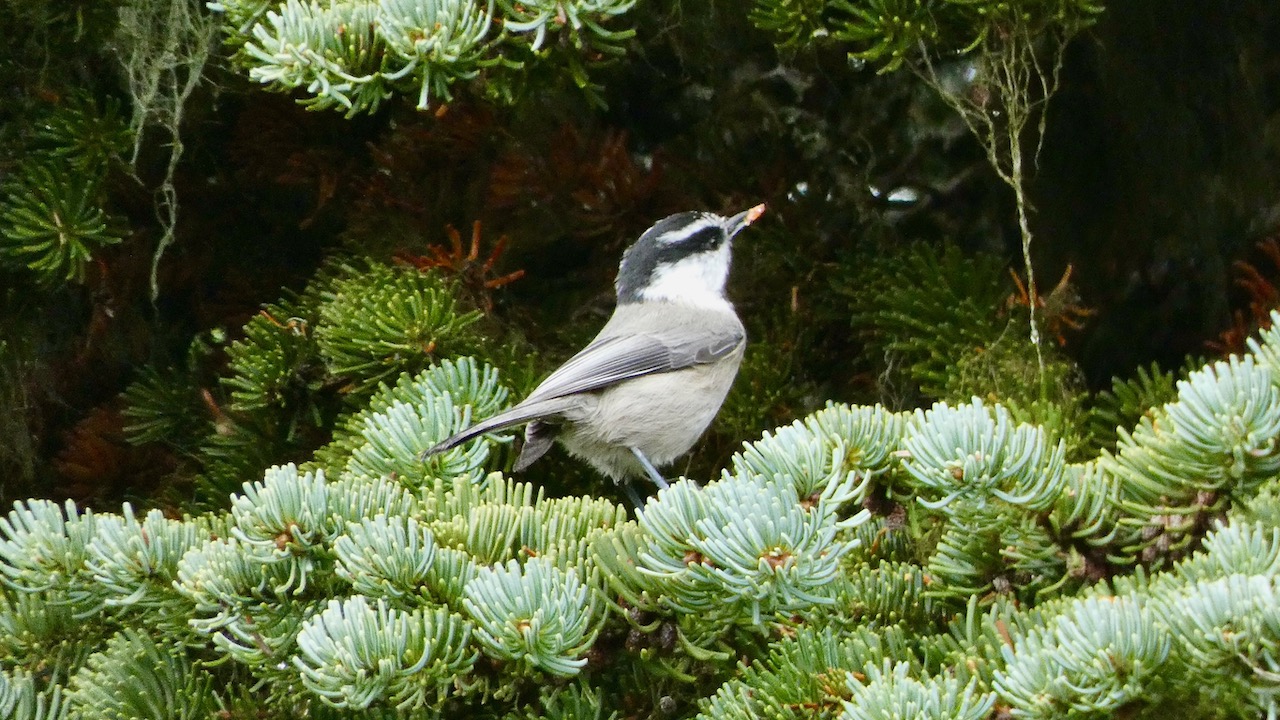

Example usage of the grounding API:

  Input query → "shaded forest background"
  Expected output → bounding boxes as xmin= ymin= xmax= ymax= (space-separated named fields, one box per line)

xmin=0 ymin=0 xmax=1278 ymax=508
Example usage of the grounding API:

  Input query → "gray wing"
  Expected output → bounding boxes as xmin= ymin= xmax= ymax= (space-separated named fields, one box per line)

xmin=524 ymin=324 xmax=745 ymax=403
xmin=421 ymin=309 xmax=743 ymax=460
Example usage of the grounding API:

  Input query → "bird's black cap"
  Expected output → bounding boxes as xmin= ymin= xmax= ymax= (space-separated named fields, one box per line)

xmin=615 ymin=205 xmax=764 ymax=304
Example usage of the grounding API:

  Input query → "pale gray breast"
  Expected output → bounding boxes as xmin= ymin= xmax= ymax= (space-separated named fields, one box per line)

xmin=575 ymin=304 xmax=745 ymax=462
xmin=595 ymin=302 xmax=745 ymax=348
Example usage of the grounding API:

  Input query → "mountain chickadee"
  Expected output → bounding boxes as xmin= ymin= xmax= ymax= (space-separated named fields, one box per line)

xmin=421 ymin=204 xmax=765 ymax=506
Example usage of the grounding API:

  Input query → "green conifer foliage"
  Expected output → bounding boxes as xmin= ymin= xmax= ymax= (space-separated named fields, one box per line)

xmin=224 ymin=300 xmax=322 ymax=415
xmin=0 ymin=95 xmax=130 ymax=283
xmin=315 ymin=261 xmax=484 ymax=392
xmin=0 ymin=669 xmax=64 ymax=720
xmin=65 ymin=629 xmax=217 ymax=720
xmin=463 ymin=557 xmax=599 ymax=676
xmin=15 ymin=308 xmax=1280 ymax=717
xmin=210 ymin=0 xmax=637 ymax=115
xmin=120 ymin=367 xmax=213 ymax=451
xmin=993 ymin=595 xmax=1171 ymax=717
xmin=0 ymin=158 xmax=124 ymax=284
xmin=292 ymin=597 xmax=476 ymax=709
xmin=843 ymin=241 xmax=1183 ymax=461
xmin=319 ymin=356 xmax=511 ymax=485
xmin=844 ymin=660 xmax=994 ymax=720
xmin=845 ymin=242 xmax=1009 ymax=401
xmin=334 ymin=514 xmax=436 ymax=598
xmin=120 ymin=261 xmax=503 ymax=503
xmin=85 ymin=505 xmax=220 ymax=615
xmin=1084 ymin=363 xmax=1181 ymax=454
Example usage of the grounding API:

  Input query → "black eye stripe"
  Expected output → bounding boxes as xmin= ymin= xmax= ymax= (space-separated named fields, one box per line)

xmin=616 ymin=212 xmax=728 ymax=303
xmin=653 ymin=227 xmax=722 ymax=267
xmin=679 ymin=226 xmax=721 ymax=251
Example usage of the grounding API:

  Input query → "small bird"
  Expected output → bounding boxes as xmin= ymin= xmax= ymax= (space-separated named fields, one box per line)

xmin=421 ymin=204 xmax=766 ymax=506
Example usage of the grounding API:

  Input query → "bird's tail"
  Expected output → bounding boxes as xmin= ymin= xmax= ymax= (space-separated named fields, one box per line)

xmin=419 ymin=398 xmax=570 ymax=460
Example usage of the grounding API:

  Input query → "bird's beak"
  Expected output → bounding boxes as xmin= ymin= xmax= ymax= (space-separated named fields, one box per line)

xmin=727 ymin=203 xmax=767 ymax=236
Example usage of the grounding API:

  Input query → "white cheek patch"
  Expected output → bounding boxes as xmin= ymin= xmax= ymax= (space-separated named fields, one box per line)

xmin=639 ymin=244 xmax=733 ymax=311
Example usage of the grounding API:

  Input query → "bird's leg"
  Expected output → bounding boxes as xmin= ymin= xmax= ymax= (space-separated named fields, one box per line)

xmin=621 ymin=481 xmax=646 ymax=510
xmin=630 ymin=447 xmax=669 ymax=489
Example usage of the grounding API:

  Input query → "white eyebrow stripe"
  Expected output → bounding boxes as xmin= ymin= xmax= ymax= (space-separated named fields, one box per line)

xmin=656 ymin=218 xmax=719 ymax=244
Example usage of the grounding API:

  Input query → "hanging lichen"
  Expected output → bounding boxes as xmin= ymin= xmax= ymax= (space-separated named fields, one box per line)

xmin=112 ymin=0 xmax=219 ymax=302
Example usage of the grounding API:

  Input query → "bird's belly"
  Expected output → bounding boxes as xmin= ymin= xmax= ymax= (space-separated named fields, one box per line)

xmin=558 ymin=358 xmax=741 ymax=480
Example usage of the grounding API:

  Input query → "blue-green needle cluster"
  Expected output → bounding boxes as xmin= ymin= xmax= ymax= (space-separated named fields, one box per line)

xmin=209 ymin=0 xmax=637 ymax=115
xmin=9 ymin=311 xmax=1280 ymax=718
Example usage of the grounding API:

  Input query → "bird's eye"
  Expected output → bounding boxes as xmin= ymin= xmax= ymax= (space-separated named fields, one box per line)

xmin=676 ymin=225 xmax=722 ymax=252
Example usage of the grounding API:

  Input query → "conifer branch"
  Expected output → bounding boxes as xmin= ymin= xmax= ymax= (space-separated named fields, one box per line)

xmin=211 ymin=0 xmax=637 ymax=114
xmin=12 ymin=309 xmax=1280 ymax=716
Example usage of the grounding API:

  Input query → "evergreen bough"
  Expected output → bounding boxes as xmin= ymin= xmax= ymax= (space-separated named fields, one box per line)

xmin=0 ymin=158 xmax=124 ymax=285
xmin=209 ymin=0 xmax=637 ymax=115
xmin=120 ymin=261 xmax=500 ymax=503
xmin=12 ymin=311 xmax=1280 ymax=718
xmin=0 ymin=96 xmax=129 ymax=285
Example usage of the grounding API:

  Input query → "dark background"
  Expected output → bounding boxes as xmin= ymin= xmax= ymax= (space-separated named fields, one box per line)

xmin=1 ymin=0 xmax=1278 ymax=504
